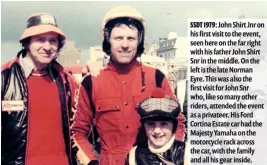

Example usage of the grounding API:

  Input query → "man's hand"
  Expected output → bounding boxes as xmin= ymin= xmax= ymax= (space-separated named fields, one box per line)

xmin=76 ymin=149 xmax=91 ymax=165
xmin=82 ymin=60 xmax=106 ymax=77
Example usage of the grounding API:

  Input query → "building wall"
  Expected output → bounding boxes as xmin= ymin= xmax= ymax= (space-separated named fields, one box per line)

xmin=58 ymin=41 xmax=81 ymax=66
xmin=89 ymin=46 xmax=109 ymax=65
xmin=157 ymin=37 xmax=188 ymax=60
xmin=174 ymin=37 xmax=188 ymax=59
xmin=146 ymin=42 xmax=159 ymax=56
xmin=157 ymin=49 xmax=176 ymax=59
xmin=157 ymin=37 xmax=177 ymax=60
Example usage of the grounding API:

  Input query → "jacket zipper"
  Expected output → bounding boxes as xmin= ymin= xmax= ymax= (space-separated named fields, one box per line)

xmin=21 ymin=66 xmax=30 ymax=165
xmin=63 ymin=74 xmax=73 ymax=165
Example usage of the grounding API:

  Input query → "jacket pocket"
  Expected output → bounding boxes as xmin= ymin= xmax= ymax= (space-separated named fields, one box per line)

xmin=132 ymin=95 xmax=148 ymax=127
xmin=95 ymin=98 xmax=122 ymax=131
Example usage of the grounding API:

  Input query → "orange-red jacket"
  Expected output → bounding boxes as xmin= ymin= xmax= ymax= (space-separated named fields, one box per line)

xmin=71 ymin=60 xmax=185 ymax=165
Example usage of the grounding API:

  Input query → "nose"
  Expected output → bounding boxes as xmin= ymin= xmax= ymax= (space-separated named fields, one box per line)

xmin=121 ymin=39 xmax=129 ymax=49
xmin=42 ymin=41 xmax=52 ymax=51
xmin=153 ymin=126 xmax=162 ymax=134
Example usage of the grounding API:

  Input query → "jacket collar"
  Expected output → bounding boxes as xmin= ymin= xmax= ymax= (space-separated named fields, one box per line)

xmin=107 ymin=58 xmax=140 ymax=74
xmin=18 ymin=54 xmax=63 ymax=80
xmin=19 ymin=55 xmax=36 ymax=78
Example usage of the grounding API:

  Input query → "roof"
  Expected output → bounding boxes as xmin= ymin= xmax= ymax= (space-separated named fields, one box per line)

xmin=157 ymin=38 xmax=177 ymax=52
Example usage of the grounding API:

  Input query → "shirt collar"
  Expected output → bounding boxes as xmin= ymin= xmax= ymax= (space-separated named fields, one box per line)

xmin=19 ymin=54 xmax=35 ymax=78
xmin=148 ymin=135 xmax=175 ymax=154
xmin=19 ymin=54 xmax=59 ymax=81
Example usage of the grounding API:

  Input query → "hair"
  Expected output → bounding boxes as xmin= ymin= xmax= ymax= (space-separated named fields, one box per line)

xmin=134 ymin=117 xmax=178 ymax=148
xmin=18 ymin=34 xmax=65 ymax=58
xmin=102 ymin=17 xmax=145 ymax=57
xmin=134 ymin=125 xmax=148 ymax=148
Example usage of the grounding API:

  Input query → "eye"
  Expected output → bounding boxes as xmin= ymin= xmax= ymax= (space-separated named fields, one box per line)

xmin=50 ymin=39 xmax=58 ymax=43
xmin=115 ymin=37 xmax=123 ymax=40
xmin=146 ymin=121 xmax=155 ymax=126
xmin=36 ymin=38 xmax=45 ymax=42
xmin=128 ymin=37 xmax=136 ymax=41
xmin=160 ymin=121 xmax=169 ymax=126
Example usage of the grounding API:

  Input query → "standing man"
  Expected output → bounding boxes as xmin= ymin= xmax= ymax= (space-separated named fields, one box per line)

xmin=71 ymin=6 xmax=185 ymax=165
xmin=1 ymin=13 xmax=77 ymax=165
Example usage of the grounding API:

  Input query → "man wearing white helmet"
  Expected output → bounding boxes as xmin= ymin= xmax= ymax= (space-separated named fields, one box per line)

xmin=71 ymin=6 xmax=185 ymax=165
xmin=1 ymin=13 xmax=77 ymax=165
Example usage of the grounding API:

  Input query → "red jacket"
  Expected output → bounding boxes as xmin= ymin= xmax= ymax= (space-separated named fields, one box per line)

xmin=71 ymin=60 xmax=185 ymax=165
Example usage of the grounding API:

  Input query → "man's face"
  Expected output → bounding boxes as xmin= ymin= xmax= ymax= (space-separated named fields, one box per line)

xmin=109 ymin=24 xmax=138 ymax=64
xmin=144 ymin=120 xmax=173 ymax=148
xmin=28 ymin=32 xmax=59 ymax=69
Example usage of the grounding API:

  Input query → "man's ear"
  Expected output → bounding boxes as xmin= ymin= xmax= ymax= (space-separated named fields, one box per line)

xmin=104 ymin=29 xmax=110 ymax=42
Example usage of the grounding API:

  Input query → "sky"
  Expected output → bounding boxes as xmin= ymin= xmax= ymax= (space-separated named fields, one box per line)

xmin=1 ymin=1 xmax=267 ymax=64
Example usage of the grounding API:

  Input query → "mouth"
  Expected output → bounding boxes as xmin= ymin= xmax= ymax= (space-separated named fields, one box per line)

xmin=152 ymin=135 xmax=165 ymax=140
xmin=118 ymin=51 xmax=132 ymax=55
xmin=40 ymin=53 xmax=54 ymax=57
